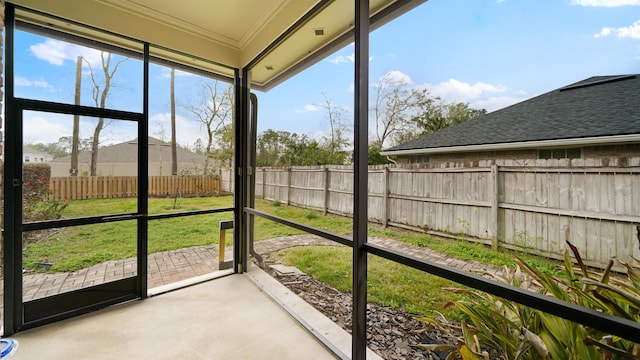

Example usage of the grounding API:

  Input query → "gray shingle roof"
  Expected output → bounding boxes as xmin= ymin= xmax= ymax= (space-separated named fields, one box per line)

xmin=50 ymin=136 xmax=206 ymax=164
xmin=384 ymin=74 xmax=640 ymax=153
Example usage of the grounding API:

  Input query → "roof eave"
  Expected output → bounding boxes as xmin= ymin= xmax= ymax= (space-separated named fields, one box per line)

xmin=380 ymin=134 xmax=640 ymax=157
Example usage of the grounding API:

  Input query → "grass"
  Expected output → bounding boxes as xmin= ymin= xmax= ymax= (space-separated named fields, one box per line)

xmin=24 ymin=196 xmax=237 ymax=271
xmin=276 ymin=246 xmax=468 ymax=319
xmin=367 ymin=225 xmax=562 ymax=275
xmin=24 ymin=196 xmax=352 ymax=271
xmin=25 ymin=195 xmax=560 ymax=273
xmin=24 ymin=196 xmax=561 ymax=319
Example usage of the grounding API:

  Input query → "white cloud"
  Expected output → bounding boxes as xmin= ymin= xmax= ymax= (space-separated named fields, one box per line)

xmin=594 ymin=20 xmax=640 ymax=39
xmin=570 ymin=0 xmax=640 ymax=6
xmin=471 ymin=96 xmax=527 ymax=113
xmin=312 ymin=130 xmax=328 ymax=142
xmin=149 ymin=113 xmax=207 ymax=147
xmin=378 ymin=70 xmax=413 ymax=87
xmin=149 ymin=113 xmax=203 ymax=148
xmin=15 ymin=76 xmax=50 ymax=88
xmin=422 ymin=78 xmax=506 ymax=102
xmin=297 ymin=104 xmax=321 ymax=113
xmin=328 ymin=53 xmax=373 ymax=64
xmin=30 ymin=39 xmax=104 ymax=67
xmin=23 ymin=115 xmax=69 ymax=144
xmin=329 ymin=54 xmax=355 ymax=64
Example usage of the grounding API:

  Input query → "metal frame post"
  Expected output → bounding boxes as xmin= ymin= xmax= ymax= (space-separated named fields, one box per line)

xmin=137 ymin=42 xmax=150 ymax=297
xmin=234 ymin=68 xmax=250 ymax=273
xmin=352 ymin=0 xmax=369 ymax=358
xmin=3 ymin=3 xmax=19 ymax=335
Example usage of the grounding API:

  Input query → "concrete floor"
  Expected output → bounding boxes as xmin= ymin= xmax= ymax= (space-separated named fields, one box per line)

xmin=6 ymin=270 xmax=339 ymax=360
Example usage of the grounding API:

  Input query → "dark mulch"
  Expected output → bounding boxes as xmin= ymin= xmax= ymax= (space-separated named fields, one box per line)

xmin=263 ymin=258 xmax=456 ymax=360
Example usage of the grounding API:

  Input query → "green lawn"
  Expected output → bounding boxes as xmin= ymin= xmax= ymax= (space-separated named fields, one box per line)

xmin=25 ymin=195 xmax=558 ymax=273
xmin=23 ymin=195 xmax=559 ymax=319
xmin=24 ymin=196 xmax=353 ymax=272
xmin=25 ymin=197 xmax=236 ymax=271
xmin=276 ymin=246 xmax=468 ymax=319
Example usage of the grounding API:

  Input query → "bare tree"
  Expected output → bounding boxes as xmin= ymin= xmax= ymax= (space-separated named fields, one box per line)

xmin=183 ymin=80 xmax=233 ymax=174
xmin=371 ymin=72 xmax=419 ymax=148
xmin=317 ymin=93 xmax=350 ymax=153
xmin=85 ymin=52 xmax=127 ymax=176
xmin=170 ymin=68 xmax=178 ymax=175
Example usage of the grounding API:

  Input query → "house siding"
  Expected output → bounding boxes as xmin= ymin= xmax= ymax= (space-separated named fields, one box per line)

xmin=395 ymin=143 xmax=640 ymax=168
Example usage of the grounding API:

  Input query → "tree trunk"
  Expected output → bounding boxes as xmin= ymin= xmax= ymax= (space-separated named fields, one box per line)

xmin=170 ymin=68 xmax=177 ymax=175
xmin=204 ymin=134 xmax=213 ymax=175
xmin=89 ymin=52 xmax=123 ymax=176
xmin=90 ymin=117 xmax=104 ymax=176
xmin=71 ymin=56 xmax=82 ymax=176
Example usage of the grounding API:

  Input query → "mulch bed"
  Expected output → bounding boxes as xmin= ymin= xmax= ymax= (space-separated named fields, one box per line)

xmin=262 ymin=255 xmax=456 ymax=360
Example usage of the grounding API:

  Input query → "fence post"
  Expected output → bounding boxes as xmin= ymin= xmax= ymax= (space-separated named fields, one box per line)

xmin=286 ymin=167 xmax=292 ymax=205
xmin=324 ymin=167 xmax=330 ymax=215
xmin=383 ymin=166 xmax=389 ymax=227
xmin=490 ymin=164 xmax=499 ymax=250
xmin=262 ymin=168 xmax=266 ymax=200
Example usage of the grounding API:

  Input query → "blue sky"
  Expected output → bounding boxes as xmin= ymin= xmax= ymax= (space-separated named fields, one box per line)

xmin=13 ymin=0 xmax=640 ymax=149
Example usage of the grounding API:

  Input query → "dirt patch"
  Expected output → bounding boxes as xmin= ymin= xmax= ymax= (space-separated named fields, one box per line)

xmin=22 ymin=227 xmax=63 ymax=248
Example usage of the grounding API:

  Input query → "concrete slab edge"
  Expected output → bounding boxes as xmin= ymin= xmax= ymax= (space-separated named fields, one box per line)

xmin=148 ymin=269 xmax=234 ymax=297
xmin=245 ymin=265 xmax=382 ymax=360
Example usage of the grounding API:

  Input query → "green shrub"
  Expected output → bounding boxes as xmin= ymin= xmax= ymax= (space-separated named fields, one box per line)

xmin=305 ymin=209 xmax=318 ymax=220
xmin=419 ymin=241 xmax=640 ymax=359
xmin=271 ymin=200 xmax=282 ymax=207
xmin=33 ymin=199 xmax=69 ymax=220
xmin=23 ymin=164 xmax=52 ymax=221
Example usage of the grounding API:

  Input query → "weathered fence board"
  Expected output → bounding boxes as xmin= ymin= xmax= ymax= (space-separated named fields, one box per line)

xmin=50 ymin=175 xmax=220 ymax=200
xmin=228 ymin=165 xmax=640 ymax=267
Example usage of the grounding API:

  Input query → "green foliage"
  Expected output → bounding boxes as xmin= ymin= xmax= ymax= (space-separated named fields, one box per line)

xmin=257 ymin=129 xmax=350 ymax=166
xmin=368 ymin=145 xmax=391 ymax=165
xmin=22 ymin=164 xmax=68 ymax=221
xmin=271 ymin=200 xmax=281 ymax=207
xmin=411 ymin=90 xmax=486 ymax=136
xmin=305 ymin=209 xmax=318 ymax=220
xmin=26 ymin=137 xmax=93 ymax=159
xmin=23 ymin=164 xmax=51 ymax=207
xmin=32 ymin=199 xmax=69 ymax=220
xmin=420 ymin=242 xmax=640 ymax=359
xmin=211 ymin=123 xmax=234 ymax=168
xmin=256 ymin=94 xmax=351 ymax=166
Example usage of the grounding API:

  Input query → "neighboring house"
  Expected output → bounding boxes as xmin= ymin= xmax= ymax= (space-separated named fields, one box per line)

xmin=381 ymin=74 xmax=640 ymax=167
xmin=48 ymin=137 xmax=209 ymax=177
xmin=23 ymin=146 xmax=54 ymax=164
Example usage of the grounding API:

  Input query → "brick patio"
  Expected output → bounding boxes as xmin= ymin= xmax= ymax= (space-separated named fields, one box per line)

xmin=15 ymin=234 xmax=510 ymax=303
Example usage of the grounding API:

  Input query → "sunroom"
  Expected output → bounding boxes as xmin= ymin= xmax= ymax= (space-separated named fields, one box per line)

xmin=2 ymin=0 xmax=639 ymax=359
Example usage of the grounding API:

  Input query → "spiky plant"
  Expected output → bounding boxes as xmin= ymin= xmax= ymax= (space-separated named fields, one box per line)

xmin=417 ymin=241 xmax=640 ymax=359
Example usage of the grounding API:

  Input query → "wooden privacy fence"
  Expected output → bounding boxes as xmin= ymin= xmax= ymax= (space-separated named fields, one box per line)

xmin=50 ymin=175 xmax=220 ymax=200
xmin=222 ymin=165 xmax=640 ymax=268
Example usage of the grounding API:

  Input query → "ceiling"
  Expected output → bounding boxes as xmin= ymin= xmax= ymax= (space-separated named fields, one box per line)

xmin=10 ymin=0 xmax=426 ymax=90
